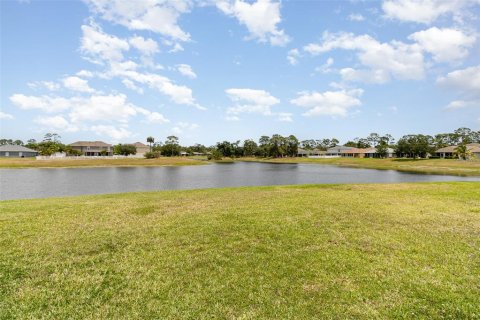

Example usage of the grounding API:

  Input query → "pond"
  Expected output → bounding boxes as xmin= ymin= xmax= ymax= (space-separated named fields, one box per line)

xmin=1 ymin=162 xmax=479 ymax=200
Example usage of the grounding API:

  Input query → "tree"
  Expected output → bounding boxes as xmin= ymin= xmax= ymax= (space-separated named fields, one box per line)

xmin=376 ymin=141 xmax=389 ymax=158
xmin=395 ymin=135 xmax=433 ymax=159
xmin=286 ymin=135 xmax=299 ymax=157
xmin=258 ymin=136 xmax=271 ymax=157
xmin=146 ymin=136 xmax=155 ymax=152
xmin=455 ymin=144 xmax=472 ymax=160
xmin=367 ymin=133 xmax=380 ymax=147
xmin=113 ymin=144 xmax=137 ymax=156
xmin=163 ymin=136 xmax=180 ymax=156
xmin=243 ymin=139 xmax=258 ymax=157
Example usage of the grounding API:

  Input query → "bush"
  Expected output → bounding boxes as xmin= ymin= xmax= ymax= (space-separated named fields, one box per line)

xmin=207 ymin=150 xmax=223 ymax=161
xmin=144 ymin=151 xmax=161 ymax=159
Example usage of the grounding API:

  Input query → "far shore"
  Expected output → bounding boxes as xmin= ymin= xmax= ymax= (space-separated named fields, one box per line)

xmin=1 ymin=156 xmax=479 ymax=176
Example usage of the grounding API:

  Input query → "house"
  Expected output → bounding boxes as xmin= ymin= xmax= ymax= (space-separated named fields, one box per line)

xmin=436 ymin=143 xmax=480 ymax=159
xmin=69 ymin=141 xmax=113 ymax=156
xmin=363 ymin=147 xmax=395 ymax=158
xmin=326 ymin=145 xmax=353 ymax=157
xmin=297 ymin=148 xmax=326 ymax=157
xmin=130 ymin=142 xmax=150 ymax=156
xmin=341 ymin=147 xmax=395 ymax=158
xmin=0 ymin=144 xmax=38 ymax=157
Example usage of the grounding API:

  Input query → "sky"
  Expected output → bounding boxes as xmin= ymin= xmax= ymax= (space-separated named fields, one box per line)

xmin=1 ymin=0 xmax=479 ymax=146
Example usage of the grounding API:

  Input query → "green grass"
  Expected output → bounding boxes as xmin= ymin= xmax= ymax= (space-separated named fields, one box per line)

xmin=0 ymin=156 xmax=205 ymax=168
xmin=240 ymin=157 xmax=480 ymax=176
xmin=1 ymin=182 xmax=479 ymax=319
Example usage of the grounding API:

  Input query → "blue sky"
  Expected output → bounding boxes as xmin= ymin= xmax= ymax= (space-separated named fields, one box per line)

xmin=1 ymin=0 xmax=479 ymax=145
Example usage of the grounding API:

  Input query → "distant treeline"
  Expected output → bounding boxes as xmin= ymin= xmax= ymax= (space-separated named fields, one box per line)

xmin=1 ymin=127 xmax=479 ymax=159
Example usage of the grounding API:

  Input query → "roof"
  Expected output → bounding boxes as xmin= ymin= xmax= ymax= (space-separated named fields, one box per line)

xmin=341 ymin=147 xmax=371 ymax=154
xmin=69 ymin=141 xmax=112 ymax=147
xmin=0 ymin=144 xmax=38 ymax=153
xmin=326 ymin=145 xmax=354 ymax=153
xmin=436 ymin=143 xmax=480 ymax=153
xmin=131 ymin=142 xmax=148 ymax=147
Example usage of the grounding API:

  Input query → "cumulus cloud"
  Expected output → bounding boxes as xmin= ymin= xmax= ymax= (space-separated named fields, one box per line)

xmin=84 ymin=0 xmax=192 ymax=41
xmin=63 ymin=76 xmax=96 ymax=93
xmin=216 ymin=0 xmax=290 ymax=46
xmin=304 ymin=32 xmax=425 ymax=83
xmin=91 ymin=125 xmax=132 ymax=141
xmin=437 ymin=65 xmax=480 ymax=109
xmin=382 ymin=0 xmax=479 ymax=24
xmin=225 ymin=88 xmax=291 ymax=121
xmin=408 ymin=27 xmax=476 ymax=63
xmin=176 ymin=64 xmax=197 ymax=79
xmin=129 ymin=36 xmax=159 ymax=55
xmin=290 ymin=88 xmax=363 ymax=117
xmin=0 ymin=111 xmax=14 ymax=120
xmin=80 ymin=20 xmax=130 ymax=63
xmin=10 ymin=94 xmax=73 ymax=113
xmin=287 ymin=48 xmax=300 ymax=65
xmin=27 ymin=81 xmax=60 ymax=91
xmin=34 ymin=115 xmax=78 ymax=132
xmin=172 ymin=121 xmax=199 ymax=134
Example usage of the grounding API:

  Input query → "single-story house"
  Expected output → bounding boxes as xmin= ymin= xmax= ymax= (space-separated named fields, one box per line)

xmin=297 ymin=148 xmax=326 ymax=157
xmin=341 ymin=147 xmax=395 ymax=158
xmin=180 ymin=151 xmax=188 ymax=156
xmin=436 ymin=143 xmax=480 ymax=159
xmin=326 ymin=145 xmax=353 ymax=157
xmin=0 ymin=144 xmax=38 ymax=157
xmin=192 ymin=152 xmax=205 ymax=156
xmin=69 ymin=141 xmax=113 ymax=156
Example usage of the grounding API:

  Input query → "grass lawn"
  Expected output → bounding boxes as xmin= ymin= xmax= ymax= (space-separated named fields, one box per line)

xmin=240 ymin=157 xmax=480 ymax=176
xmin=1 ymin=182 xmax=479 ymax=319
xmin=0 ymin=157 xmax=205 ymax=168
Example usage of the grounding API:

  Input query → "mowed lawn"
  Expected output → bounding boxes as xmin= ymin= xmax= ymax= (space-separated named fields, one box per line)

xmin=0 ymin=156 xmax=205 ymax=168
xmin=241 ymin=157 xmax=480 ymax=176
xmin=1 ymin=183 xmax=479 ymax=319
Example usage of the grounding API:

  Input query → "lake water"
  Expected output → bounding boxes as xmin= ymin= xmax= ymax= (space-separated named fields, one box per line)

xmin=1 ymin=162 xmax=479 ymax=200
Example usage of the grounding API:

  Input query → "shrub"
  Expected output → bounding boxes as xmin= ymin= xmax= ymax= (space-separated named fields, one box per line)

xmin=144 ymin=151 xmax=161 ymax=159
xmin=207 ymin=150 xmax=223 ymax=161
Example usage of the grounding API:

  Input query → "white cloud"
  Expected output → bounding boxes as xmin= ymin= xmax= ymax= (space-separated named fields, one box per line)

xmin=27 ymin=81 xmax=60 ymax=91
xmin=304 ymin=31 xmax=425 ymax=83
xmin=216 ymin=0 xmax=290 ymax=46
xmin=10 ymin=94 xmax=72 ymax=113
xmin=382 ymin=0 xmax=479 ymax=24
xmin=176 ymin=64 xmax=197 ymax=79
xmin=290 ymin=89 xmax=363 ymax=117
xmin=348 ymin=13 xmax=365 ymax=21
xmin=134 ymin=106 xmax=170 ymax=124
xmin=287 ymin=48 xmax=300 ymax=65
xmin=339 ymin=68 xmax=390 ymax=84
xmin=129 ymin=36 xmax=159 ymax=55
xmin=85 ymin=0 xmax=192 ymax=41
xmin=63 ymin=76 xmax=96 ymax=93
xmin=437 ymin=65 xmax=480 ymax=109
xmin=80 ymin=21 xmax=130 ymax=64
xmin=225 ymin=88 xmax=291 ymax=120
xmin=277 ymin=112 xmax=293 ymax=122
xmin=122 ymin=79 xmax=144 ymax=94
xmin=76 ymin=70 xmax=94 ymax=78
xmin=68 ymin=94 xmax=138 ymax=123
xmin=0 ymin=111 xmax=14 ymax=120
xmin=316 ymin=57 xmax=334 ymax=74
xmin=91 ymin=125 xmax=132 ymax=141
xmin=409 ymin=27 xmax=476 ymax=63
xmin=34 ymin=115 xmax=78 ymax=132
xmin=172 ymin=121 xmax=199 ymax=134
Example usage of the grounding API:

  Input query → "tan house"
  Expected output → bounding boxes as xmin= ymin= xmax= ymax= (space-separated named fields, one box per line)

xmin=69 ymin=141 xmax=113 ymax=156
xmin=297 ymin=148 xmax=326 ymax=157
xmin=341 ymin=147 xmax=395 ymax=158
xmin=131 ymin=142 xmax=150 ymax=156
xmin=436 ymin=143 xmax=480 ymax=159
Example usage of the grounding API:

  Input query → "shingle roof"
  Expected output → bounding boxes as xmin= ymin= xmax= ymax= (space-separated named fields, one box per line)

xmin=131 ymin=142 xmax=148 ymax=147
xmin=0 ymin=145 xmax=38 ymax=153
xmin=69 ymin=141 xmax=112 ymax=147
xmin=436 ymin=143 xmax=480 ymax=153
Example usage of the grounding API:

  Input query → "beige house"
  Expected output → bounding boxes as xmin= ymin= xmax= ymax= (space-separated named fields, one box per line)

xmin=341 ymin=147 xmax=395 ymax=158
xmin=131 ymin=142 xmax=150 ymax=156
xmin=436 ymin=143 xmax=480 ymax=159
xmin=69 ymin=141 xmax=113 ymax=156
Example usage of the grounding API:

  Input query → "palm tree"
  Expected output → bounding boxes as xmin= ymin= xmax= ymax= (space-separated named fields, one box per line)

xmin=147 ymin=136 xmax=154 ymax=152
xmin=455 ymin=144 xmax=472 ymax=160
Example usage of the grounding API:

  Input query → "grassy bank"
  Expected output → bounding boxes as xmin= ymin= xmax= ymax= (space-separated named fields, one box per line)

xmin=240 ymin=157 xmax=480 ymax=176
xmin=0 ymin=157 xmax=205 ymax=168
xmin=1 ymin=183 xmax=479 ymax=319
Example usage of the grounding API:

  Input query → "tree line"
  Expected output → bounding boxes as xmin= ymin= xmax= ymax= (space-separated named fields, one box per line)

xmin=1 ymin=127 xmax=478 ymax=159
